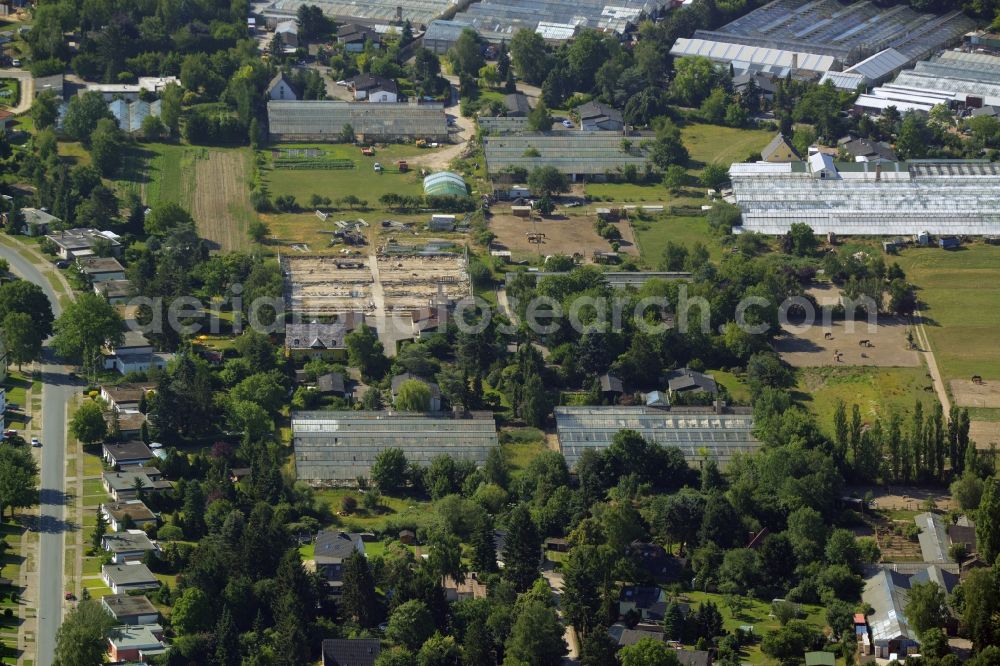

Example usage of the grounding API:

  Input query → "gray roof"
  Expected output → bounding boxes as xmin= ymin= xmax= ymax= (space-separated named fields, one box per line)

xmin=350 ymin=74 xmax=398 ymax=95
xmin=78 ymin=256 xmax=125 ymax=274
xmin=577 ymin=100 xmax=623 ymax=125
xmin=314 ymin=530 xmax=363 ymax=564
xmin=599 ymin=374 xmax=624 ymax=393
xmin=285 ymin=319 xmax=362 ymax=351
xmin=103 ymin=530 xmax=156 ymax=554
xmin=665 ymin=368 xmax=718 ymax=394
xmin=423 ymin=19 xmax=474 ymax=43
xmin=316 ymin=372 xmax=347 ymax=394
xmin=267 ymin=72 xmax=298 ymax=96
xmin=103 ymin=470 xmax=172 ymax=493
xmin=107 ymin=623 xmax=164 ymax=650
xmin=102 ymin=562 xmax=158 ymax=586
xmin=103 ymin=440 xmax=154 ymax=463
xmin=45 ymin=228 xmax=121 ymax=251
xmin=677 ymin=650 xmax=713 ymax=666
xmin=761 ymin=133 xmax=798 ymax=161
xmin=391 ymin=372 xmax=441 ymax=399
xmin=267 ymin=100 xmax=448 ymax=138
xmin=503 ymin=92 xmax=531 ymax=117
xmin=449 ymin=0 xmax=655 ymax=41
xmin=21 ymin=207 xmax=60 ymax=227
xmin=484 ymin=131 xmax=653 ymax=176
xmin=843 ymin=138 xmax=897 ymax=162
xmin=863 ymin=564 xmax=959 ymax=645
xmin=103 ymin=499 xmax=156 ymax=523
xmin=616 ymin=627 xmax=665 ymax=646
xmin=555 ymin=405 xmax=759 ymax=468
xmin=102 ymin=594 xmax=158 ymax=620
xmin=478 ymin=115 xmax=531 ymax=135
xmin=915 ymin=512 xmax=952 ymax=563
xmin=95 ymin=279 xmax=132 ymax=299
xmin=322 ymin=638 xmax=382 ymax=666
xmin=293 ymin=410 xmax=498 ymax=482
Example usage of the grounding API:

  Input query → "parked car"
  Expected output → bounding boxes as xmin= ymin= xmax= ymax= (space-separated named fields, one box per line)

xmin=65 ymin=592 xmax=76 ymax=601
xmin=30 ymin=437 xmax=41 ymax=447
xmin=11 ymin=59 xmax=21 ymax=67
xmin=55 ymin=260 xmax=69 ymax=269
xmin=336 ymin=80 xmax=349 ymax=86
xmin=373 ymin=162 xmax=382 ymax=172
xmin=561 ymin=119 xmax=574 ymax=128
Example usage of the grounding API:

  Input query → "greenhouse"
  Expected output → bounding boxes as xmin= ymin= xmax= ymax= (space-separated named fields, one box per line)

xmin=483 ymin=131 xmax=653 ymax=179
xmin=729 ymin=158 xmax=1000 ymax=236
xmin=267 ymin=101 xmax=449 ymax=142
xmin=449 ymin=0 xmax=662 ymax=42
xmin=554 ymin=406 xmax=760 ymax=469
xmin=293 ymin=411 xmax=498 ymax=483
xmin=423 ymin=171 xmax=468 ymax=197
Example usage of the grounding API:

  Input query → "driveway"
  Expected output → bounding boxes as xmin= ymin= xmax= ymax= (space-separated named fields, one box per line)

xmin=0 ymin=239 xmax=75 ymax=666
xmin=0 ymin=68 xmax=34 ymax=114
xmin=542 ymin=564 xmax=580 ymax=664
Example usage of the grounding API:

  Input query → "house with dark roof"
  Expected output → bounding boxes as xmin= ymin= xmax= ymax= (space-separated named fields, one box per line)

xmin=315 ymin=372 xmax=348 ymax=397
xmin=390 ymin=372 xmax=442 ymax=411
xmin=677 ymin=649 xmax=713 ymax=666
xmin=94 ymin=279 xmax=132 ymax=303
xmin=275 ymin=19 xmax=299 ymax=48
xmin=338 ymin=24 xmax=380 ymax=53
xmin=733 ymin=72 xmax=777 ymax=99
xmin=322 ymin=638 xmax=382 ymax=666
xmin=77 ymin=256 xmax=126 ymax=282
xmin=102 ymin=594 xmax=159 ymax=625
xmin=349 ymin=74 xmax=398 ymax=103
xmin=609 ymin=623 xmax=666 ymax=647
xmin=503 ymin=92 xmax=531 ymax=117
xmin=285 ymin=316 xmax=364 ymax=361
xmin=628 ymin=540 xmax=683 ymax=583
xmin=665 ymin=368 xmax=718 ymax=396
xmin=267 ymin=72 xmax=298 ymax=101
xmin=619 ymin=585 xmax=668 ymax=621
xmin=761 ymin=133 xmax=799 ymax=162
xmin=599 ymin=373 xmax=624 ymax=395
xmin=577 ymin=101 xmax=624 ymax=131
xmin=102 ymin=440 xmax=154 ymax=468
xmin=102 ymin=469 xmax=173 ymax=502
xmin=102 ymin=562 xmax=160 ymax=594
xmin=842 ymin=137 xmax=898 ymax=162
xmin=314 ymin=531 xmax=365 ymax=590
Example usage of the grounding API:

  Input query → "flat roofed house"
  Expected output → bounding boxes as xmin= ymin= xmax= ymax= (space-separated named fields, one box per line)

xmin=314 ymin=530 xmax=365 ymax=591
xmin=107 ymin=623 xmax=165 ymax=663
xmin=102 ymin=469 xmax=173 ymax=502
xmin=102 ymin=440 xmax=154 ymax=467
xmin=102 ymin=499 xmax=156 ymax=532
xmin=102 ymin=529 xmax=157 ymax=563
xmin=93 ymin=279 xmax=132 ymax=303
xmin=77 ymin=256 xmax=126 ymax=282
xmin=322 ymin=638 xmax=382 ymax=666
xmin=101 ymin=594 xmax=159 ymax=625
xmin=45 ymin=228 xmax=122 ymax=259
xmin=99 ymin=383 xmax=152 ymax=414
xmin=577 ymin=101 xmax=624 ymax=131
xmin=102 ymin=562 xmax=160 ymax=594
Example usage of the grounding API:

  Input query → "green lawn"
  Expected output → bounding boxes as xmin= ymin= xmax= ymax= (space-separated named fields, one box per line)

xmin=796 ymin=366 xmax=934 ymax=436
xmin=631 ymin=214 xmax=724 ymax=267
xmin=680 ymin=123 xmax=775 ymax=169
xmin=895 ymin=243 xmax=1000 ymax=385
xmin=0 ymin=78 xmax=18 ymax=110
xmin=113 ymin=142 xmax=199 ymax=206
xmin=712 ymin=370 xmax=752 ymax=404
xmin=313 ymin=489 xmax=434 ymax=533
xmin=585 ymin=181 xmax=669 ymax=202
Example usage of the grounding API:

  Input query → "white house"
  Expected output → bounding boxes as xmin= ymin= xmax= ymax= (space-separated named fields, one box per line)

xmin=266 ymin=72 xmax=298 ymax=101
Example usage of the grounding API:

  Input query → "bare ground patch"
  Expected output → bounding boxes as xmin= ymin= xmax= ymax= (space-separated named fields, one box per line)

xmin=774 ymin=284 xmax=920 ymax=367
xmin=950 ymin=379 xmax=1000 ymax=409
xmin=489 ymin=209 xmax=637 ymax=262
xmin=970 ymin=420 xmax=1000 ymax=449
xmin=190 ymin=149 xmax=254 ymax=252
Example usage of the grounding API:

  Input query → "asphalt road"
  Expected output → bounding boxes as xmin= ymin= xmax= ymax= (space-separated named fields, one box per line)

xmin=0 ymin=244 xmax=72 ymax=666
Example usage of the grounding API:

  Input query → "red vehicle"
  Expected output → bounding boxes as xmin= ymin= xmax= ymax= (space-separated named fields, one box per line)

xmin=65 ymin=592 xmax=76 ymax=601
xmin=361 ymin=147 xmax=375 ymax=156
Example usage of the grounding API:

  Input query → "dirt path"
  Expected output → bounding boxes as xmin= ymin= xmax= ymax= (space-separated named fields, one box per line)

xmin=912 ymin=309 xmax=951 ymax=414
xmin=404 ymin=76 xmax=475 ymax=172
xmin=191 ymin=150 xmax=253 ymax=252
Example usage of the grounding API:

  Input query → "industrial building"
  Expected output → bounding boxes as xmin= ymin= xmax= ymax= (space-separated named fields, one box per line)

xmin=449 ymin=0 xmax=665 ymax=43
xmin=729 ymin=157 xmax=1000 ymax=236
xmin=483 ymin=131 xmax=653 ymax=180
xmin=862 ymin=564 xmax=959 ymax=659
xmin=258 ymin=0 xmax=453 ymax=26
xmin=670 ymin=0 xmax=975 ymax=80
xmin=856 ymin=50 xmax=1000 ymax=114
xmin=554 ymin=405 xmax=760 ymax=469
xmin=293 ymin=411 xmax=499 ymax=483
xmin=267 ymin=101 xmax=449 ymax=142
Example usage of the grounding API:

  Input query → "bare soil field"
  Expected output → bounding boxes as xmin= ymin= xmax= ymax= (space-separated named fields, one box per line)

xmin=950 ymin=379 xmax=1000 ymax=409
xmin=775 ymin=284 xmax=920 ymax=367
xmin=970 ymin=420 xmax=1000 ymax=449
xmin=190 ymin=149 xmax=254 ymax=252
xmin=489 ymin=211 xmax=638 ymax=262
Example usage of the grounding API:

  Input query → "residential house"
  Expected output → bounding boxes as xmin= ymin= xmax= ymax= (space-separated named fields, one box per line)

xmin=103 ymin=330 xmax=173 ymax=375
xmin=443 ymin=573 xmax=488 ymax=602
xmin=267 ymin=72 xmax=298 ymax=101
xmin=948 ymin=516 xmax=977 ymax=555
xmin=338 ymin=24 xmax=379 ymax=53
xmin=608 ymin=623 xmax=666 ymax=647
xmin=20 ymin=207 xmax=59 ymax=236
xmin=503 ymin=92 xmax=531 ymax=117
xmin=423 ymin=19 xmax=474 ymax=55
xmin=102 ymin=469 xmax=172 ymax=502
xmin=93 ymin=279 xmax=132 ymax=304
xmin=842 ymin=137 xmax=898 ymax=162
xmin=619 ymin=585 xmax=668 ymax=621
xmin=285 ymin=316 xmax=363 ymax=361
xmin=314 ymin=530 xmax=365 ymax=591
xmin=628 ymin=540 xmax=683 ymax=583
xmin=102 ymin=499 xmax=157 ymax=532
xmin=971 ymin=105 xmax=1000 ymax=118
xmin=599 ymin=373 xmax=624 ymax=397
xmin=100 ymin=383 xmax=152 ymax=416
xmin=733 ymin=72 xmax=777 ymax=100
xmin=665 ymin=368 xmax=718 ymax=396
xmin=275 ymin=19 xmax=299 ymax=48
xmin=760 ymin=133 xmax=799 ymax=162
xmin=862 ymin=564 xmax=960 ymax=658
xmin=106 ymin=623 xmax=166 ymax=662
xmin=410 ymin=307 xmax=443 ymax=340
xmin=33 ymin=73 xmax=65 ymax=99
xmin=102 ymin=440 xmax=154 ymax=467
xmin=349 ymin=74 xmax=398 ymax=103
xmin=677 ymin=650 xmax=713 ymax=666
xmin=390 ymin=372 xmax=442 ymax=411
xmin=102 ymin=562 xmax=160 ymax=594
xmin=45 ymin=228 xmax=122 ymax=259
xmin=577 ymin=101 xmax=624 ymax=131
xmin=101 ymin=594 xmax=159 ymax=625
xmin=322 ymin=638 xmax=382 ymax=666
xmin=102 ymin=529 xmax=158 ymax=564
xmin=315 ymin=372 xmax=348 ymax=397
xmin=77 ymin=256 xmax=126 ymax=282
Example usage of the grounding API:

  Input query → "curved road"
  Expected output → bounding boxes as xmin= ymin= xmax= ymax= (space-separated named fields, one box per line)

xmin=0 ymin=241 xmax=73 ymax=666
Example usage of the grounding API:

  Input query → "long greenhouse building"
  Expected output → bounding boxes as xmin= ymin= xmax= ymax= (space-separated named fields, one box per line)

xmin=729 ymin=155 xmax=1000 ymax=236
xmin=554 ymin=405 xmax=760 ymax=469
xmin=293 ymin=410 xmax=498 ymax=483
